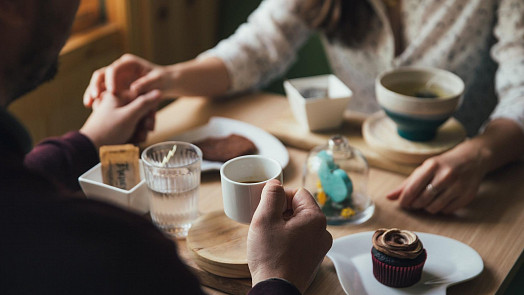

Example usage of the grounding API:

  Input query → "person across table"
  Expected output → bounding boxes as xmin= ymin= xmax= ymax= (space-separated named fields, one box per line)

xmin=85 ymin=0 xmax=524 ymax=215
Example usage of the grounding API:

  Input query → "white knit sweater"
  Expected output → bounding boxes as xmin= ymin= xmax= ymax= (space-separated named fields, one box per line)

xmin=202 ymin=0 xmax=524 ymax=136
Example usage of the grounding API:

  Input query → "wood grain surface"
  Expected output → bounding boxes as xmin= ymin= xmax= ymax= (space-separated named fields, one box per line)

xmin=146 ymin=93 xmax=524 ymax=295
xmin=187 ymin=211 xmax=250 ymax=279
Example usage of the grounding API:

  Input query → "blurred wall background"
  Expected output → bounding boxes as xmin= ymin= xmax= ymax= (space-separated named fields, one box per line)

xmin=8 ymin=0 xmax=220 ymax=144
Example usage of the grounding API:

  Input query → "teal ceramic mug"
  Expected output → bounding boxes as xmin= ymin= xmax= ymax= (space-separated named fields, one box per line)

xmin=376 ymin=67 xmax=464 ymax=142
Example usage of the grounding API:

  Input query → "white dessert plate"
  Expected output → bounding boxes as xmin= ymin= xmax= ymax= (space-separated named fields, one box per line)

xmin=326 ymin=231 xmax=483 ymax=295
xmin=169 ymin=117 xmax=289 ymax=171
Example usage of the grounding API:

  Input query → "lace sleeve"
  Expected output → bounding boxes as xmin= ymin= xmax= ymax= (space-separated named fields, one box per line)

xmin=199 ymin=0 xmax=312 ymax=94
xmin=490 ymin=0 xmax=524 ymax=133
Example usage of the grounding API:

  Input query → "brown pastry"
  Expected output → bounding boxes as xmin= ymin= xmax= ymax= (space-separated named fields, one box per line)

xmin=371 ymin=228 xmax=427 ymax=288
xmin=194 ymin=134 xmax=257 ymax=162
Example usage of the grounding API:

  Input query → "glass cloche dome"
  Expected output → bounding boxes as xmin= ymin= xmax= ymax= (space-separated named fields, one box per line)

xmin=303 ymin=135 xmax=374 ymax=225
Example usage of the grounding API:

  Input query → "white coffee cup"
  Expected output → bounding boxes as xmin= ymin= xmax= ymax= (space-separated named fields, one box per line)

xmin=220 ymin=155 xmax=283 ymax=224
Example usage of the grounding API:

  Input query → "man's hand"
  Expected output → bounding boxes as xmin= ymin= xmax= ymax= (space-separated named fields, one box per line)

xmin=80 ymin=90 xmax=161 ymax=148
xmin=247 ymin=180 xmax=332 ymax=293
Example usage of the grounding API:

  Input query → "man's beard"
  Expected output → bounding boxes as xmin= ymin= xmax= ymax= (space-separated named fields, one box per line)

xmin=7 ymin=4 xmax=61 ymax=101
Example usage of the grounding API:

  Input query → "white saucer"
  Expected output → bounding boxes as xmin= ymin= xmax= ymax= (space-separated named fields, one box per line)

xmin=326 ymin=231 xmax=483 ymax=295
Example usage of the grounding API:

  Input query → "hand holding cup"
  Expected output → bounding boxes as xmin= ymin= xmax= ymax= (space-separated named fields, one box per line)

xmin=220 ymin=155 xmax=283 ymax=224
xmin=247 ymin=180 xmax=333 ymax=293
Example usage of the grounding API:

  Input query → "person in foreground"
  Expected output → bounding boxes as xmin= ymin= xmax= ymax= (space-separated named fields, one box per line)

xmin=85 ymin=0 xmax=524 ymax=215
xmin=0 ymin=0 xmax=332 ymax=294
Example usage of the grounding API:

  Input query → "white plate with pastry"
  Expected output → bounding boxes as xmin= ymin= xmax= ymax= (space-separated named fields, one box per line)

xmin=170 ymin=117 xmax=289 ymax=171
xmin=326 ymin=231 xmax=483 ymax=295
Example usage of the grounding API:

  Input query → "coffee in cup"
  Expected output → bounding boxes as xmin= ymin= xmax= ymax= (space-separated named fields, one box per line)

xmin=220 ymin=155 xmax=283 ymax=224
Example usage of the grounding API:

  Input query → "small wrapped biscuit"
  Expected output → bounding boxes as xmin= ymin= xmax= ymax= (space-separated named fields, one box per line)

xmin=99 ymin=144 xmax=140 ymax=190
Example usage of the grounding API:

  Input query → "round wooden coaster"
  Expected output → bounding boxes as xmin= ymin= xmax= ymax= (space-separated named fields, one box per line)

xmin=362 ymin=111 xmax=467 ymax=165
xmin=186 ymin=211 xmax=250 ymax=278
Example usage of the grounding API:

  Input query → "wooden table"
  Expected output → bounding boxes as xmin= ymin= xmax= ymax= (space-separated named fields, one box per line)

xmin=144 ymin=93 xmax=524 ymax=295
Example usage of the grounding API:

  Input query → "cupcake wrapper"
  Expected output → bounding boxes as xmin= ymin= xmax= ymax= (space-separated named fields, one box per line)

xmin=371 ymin=250 xmax=427 ymax=288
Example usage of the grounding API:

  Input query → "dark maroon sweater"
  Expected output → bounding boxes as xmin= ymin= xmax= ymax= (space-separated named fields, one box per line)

xmin=1 ymin=109 xmax=300 ymax=295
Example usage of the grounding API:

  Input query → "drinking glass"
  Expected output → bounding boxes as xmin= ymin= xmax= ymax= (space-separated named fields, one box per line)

xmin=141 ymin=141 xmax=202 ymax=239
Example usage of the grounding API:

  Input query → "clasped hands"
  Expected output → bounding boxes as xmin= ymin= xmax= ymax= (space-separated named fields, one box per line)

xmin=80 ymin=54 xmax=169 ymax=148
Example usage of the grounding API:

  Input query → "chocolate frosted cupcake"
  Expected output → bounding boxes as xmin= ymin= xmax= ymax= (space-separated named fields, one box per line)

xmin=371 ymin=228 xmax=427 ymax=288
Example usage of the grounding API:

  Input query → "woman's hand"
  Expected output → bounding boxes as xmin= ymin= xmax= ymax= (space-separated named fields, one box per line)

xmin=387 ymin=139 xmax=491 ymax=214
xmin=387 ymin=119 xmax=524 ymax=214
xmin=83 ymin=54 xmax=172 ymax=107
xmin=83 ymin=54 xmax=231 ymax=108
xmin=247 ymin=180 xmax=332 ymax=293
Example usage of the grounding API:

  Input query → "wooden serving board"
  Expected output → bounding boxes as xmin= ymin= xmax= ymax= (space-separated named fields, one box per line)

xmin=186 ymin=211 xmax=250 ymax=279
xmin=265 ymin=109 xmax=420 ymax=175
